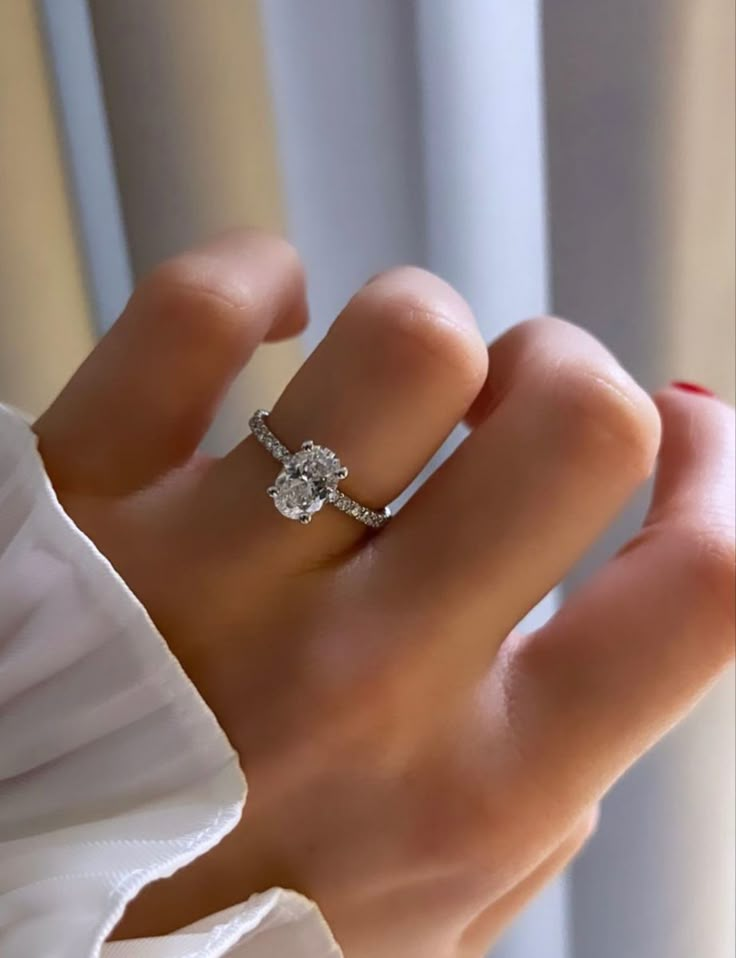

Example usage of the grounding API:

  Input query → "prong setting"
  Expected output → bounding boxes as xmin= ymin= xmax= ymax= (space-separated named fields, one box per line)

xmin=248 ymin=409 xmax=391 ymax=529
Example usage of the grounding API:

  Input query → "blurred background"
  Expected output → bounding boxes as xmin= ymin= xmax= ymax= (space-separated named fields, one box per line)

xmin=0 ymin=2 xmax=733 ymax=956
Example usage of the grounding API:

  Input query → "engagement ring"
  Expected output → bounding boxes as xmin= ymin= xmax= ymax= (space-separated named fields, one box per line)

xmin=249 ymin=409 xmax=391 ymax=529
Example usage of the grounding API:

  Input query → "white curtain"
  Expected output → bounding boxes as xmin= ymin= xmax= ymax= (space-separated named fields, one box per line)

xmin=0 ymin=2 xmax=733 ymax=956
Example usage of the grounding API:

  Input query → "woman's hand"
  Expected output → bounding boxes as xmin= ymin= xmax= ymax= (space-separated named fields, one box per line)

xmin=34 ymin=232 xmax=735 ymax=958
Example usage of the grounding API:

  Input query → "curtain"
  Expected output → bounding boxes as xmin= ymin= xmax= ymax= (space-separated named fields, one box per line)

xmin=0 ymin=2 xmax=733 ymax=956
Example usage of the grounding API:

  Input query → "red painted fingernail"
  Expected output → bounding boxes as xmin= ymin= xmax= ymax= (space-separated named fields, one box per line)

xmin=671 ymin=381 xmax=716 ymax=397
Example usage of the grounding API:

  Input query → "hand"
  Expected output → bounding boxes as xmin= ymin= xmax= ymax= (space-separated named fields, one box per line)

xmin=34 ymin=232 xmax=735 ymax=958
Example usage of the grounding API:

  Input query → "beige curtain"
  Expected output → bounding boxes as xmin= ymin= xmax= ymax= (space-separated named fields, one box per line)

xmin=0 ymin=0 xmax=94 ymax=413
xmin=0 ymin=0 xmax=300 ymax=454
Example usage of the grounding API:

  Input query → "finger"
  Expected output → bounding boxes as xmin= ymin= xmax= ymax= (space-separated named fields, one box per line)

xmin=496 ymin=385 xmax=735 ymax=824
xmin=34 ymin=230 xmax=307 ymax=496
xmin=375 ymin=317 xmax=661 ymax=662
xmin=459 ymin=808 xmax=599 ymax=957
xmin=193 ymin=268 xmax=488 ymax=565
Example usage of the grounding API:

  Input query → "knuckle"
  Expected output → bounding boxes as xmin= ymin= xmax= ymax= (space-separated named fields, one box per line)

xmin=130 ymin=254 xmax=262 ymax=356
xmin=131 ymin=234 xmax=305 ymax=340
xmin=248 ymin=229 xmax=302 ymax=268
xmin=544 ymin=361 xmax=660 ymax=480
xmin=239 ymin=231 xmax=305 ymax=295
xmin=354 ymin=269 xmax=488 ymax=392
xmin=138 ymin=253 xmax=257 ymax=317
xmin=386 ymin=297 xmax=472 ymax=369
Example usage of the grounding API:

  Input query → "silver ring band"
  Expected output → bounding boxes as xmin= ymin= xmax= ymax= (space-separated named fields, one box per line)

xmin=249 ymin=409 xmax=391 ymax=529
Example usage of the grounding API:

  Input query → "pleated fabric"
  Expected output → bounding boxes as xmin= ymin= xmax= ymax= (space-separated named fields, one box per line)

xmin=0 ymin=404 xmax=340 ymax=958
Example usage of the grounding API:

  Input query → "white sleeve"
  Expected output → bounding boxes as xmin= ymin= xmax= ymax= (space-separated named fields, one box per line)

xmin=0 ymin=404 xmax=341 ymax=958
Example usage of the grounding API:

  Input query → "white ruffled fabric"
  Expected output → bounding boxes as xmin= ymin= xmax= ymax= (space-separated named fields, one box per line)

xmin=0 ymin=404 xmax=341 ymax=958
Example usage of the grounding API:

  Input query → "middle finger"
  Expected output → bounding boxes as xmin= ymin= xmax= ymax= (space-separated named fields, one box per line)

xmin=375 ymin=317 xmax=661 ymax=668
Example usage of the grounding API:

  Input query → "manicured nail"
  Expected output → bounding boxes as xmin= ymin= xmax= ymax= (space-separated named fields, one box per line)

xmin=671 ymin=381 xmax=716 ymax=397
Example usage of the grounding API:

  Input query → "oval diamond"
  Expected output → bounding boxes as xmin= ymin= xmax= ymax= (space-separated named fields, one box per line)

xmin=271 ymin=444 xmax=343 ymax=523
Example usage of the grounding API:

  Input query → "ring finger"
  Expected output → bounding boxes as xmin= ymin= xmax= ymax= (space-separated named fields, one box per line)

xmin=193 ymin=267 xmax=488 ymax=568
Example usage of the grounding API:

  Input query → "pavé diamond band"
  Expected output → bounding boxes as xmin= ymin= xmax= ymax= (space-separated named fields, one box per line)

xmin=249 ymin=409 xmax=391 ymax=529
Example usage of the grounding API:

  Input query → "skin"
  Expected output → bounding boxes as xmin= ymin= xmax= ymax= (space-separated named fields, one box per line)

xmin=33 ymin=231 xmax=735 ymax=958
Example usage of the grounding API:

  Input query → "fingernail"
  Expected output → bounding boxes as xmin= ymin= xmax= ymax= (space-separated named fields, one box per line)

xmin=671 ymin=381 xmax=716 ymax=397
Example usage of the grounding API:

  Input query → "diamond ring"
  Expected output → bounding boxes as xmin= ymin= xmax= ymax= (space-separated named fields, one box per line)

xmin=249 ymin=409 xmax=391 ymax=529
